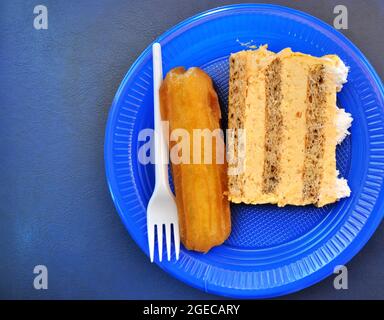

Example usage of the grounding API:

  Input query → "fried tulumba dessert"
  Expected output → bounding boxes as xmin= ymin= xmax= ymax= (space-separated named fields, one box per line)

xmin=160 ymin=67 xmax=231 ymax=252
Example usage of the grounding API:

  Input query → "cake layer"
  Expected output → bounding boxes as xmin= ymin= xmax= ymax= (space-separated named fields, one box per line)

xmin=262 ymin=58 xmax=283 ymax=194
xmin=302 ymin=64 xmax=328 ymax=203
xmin=227 ymin=46 xmax=352 ymax=207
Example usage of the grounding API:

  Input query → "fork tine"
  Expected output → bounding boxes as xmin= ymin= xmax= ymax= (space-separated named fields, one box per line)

xmin=173 ymin=223 xmax=180 ymax=260
xmin=148 ymin=223 xmax=155 ymax=263
xmin=165 ymin=223 xmax=172 ymax=261
xmin=157 ymin=224 xmax=163 ymax=262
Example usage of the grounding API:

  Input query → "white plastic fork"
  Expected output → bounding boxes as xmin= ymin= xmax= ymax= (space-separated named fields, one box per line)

xmin=146 ymin=42 xmax=180 ymax=262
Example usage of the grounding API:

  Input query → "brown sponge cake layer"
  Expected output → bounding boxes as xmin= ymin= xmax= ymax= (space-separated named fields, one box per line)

xmin=302 ymin=64 xmax=327 ymax=203
xmin=262 ymin=58 xmax=283 ymax=194
xmin=228 ymin=54 xmax=247 ymax=197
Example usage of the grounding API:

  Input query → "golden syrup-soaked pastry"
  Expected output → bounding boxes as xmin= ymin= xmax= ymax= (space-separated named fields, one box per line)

xmin=160 ymin=67 xmax=231 ymax=253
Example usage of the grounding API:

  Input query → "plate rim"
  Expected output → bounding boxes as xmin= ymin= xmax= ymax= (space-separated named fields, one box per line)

xmin=104 ymin=3 xmax=384 ymax=298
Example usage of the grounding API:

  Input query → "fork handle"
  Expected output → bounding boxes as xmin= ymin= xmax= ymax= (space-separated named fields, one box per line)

xmin=152 ymin=43 xmax=169 ymax=190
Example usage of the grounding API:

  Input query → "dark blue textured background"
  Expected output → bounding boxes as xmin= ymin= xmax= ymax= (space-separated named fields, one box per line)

xmin=1 ymin=0 xmax=383 ymax=299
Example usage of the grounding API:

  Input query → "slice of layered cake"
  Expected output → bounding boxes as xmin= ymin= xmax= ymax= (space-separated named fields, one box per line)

xmin=228 ymin=45 xmax=352 ymax=207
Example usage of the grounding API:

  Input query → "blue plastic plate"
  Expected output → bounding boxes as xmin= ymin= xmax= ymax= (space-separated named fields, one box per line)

xmin=105 ymin=4 xmax=384 ymax=298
